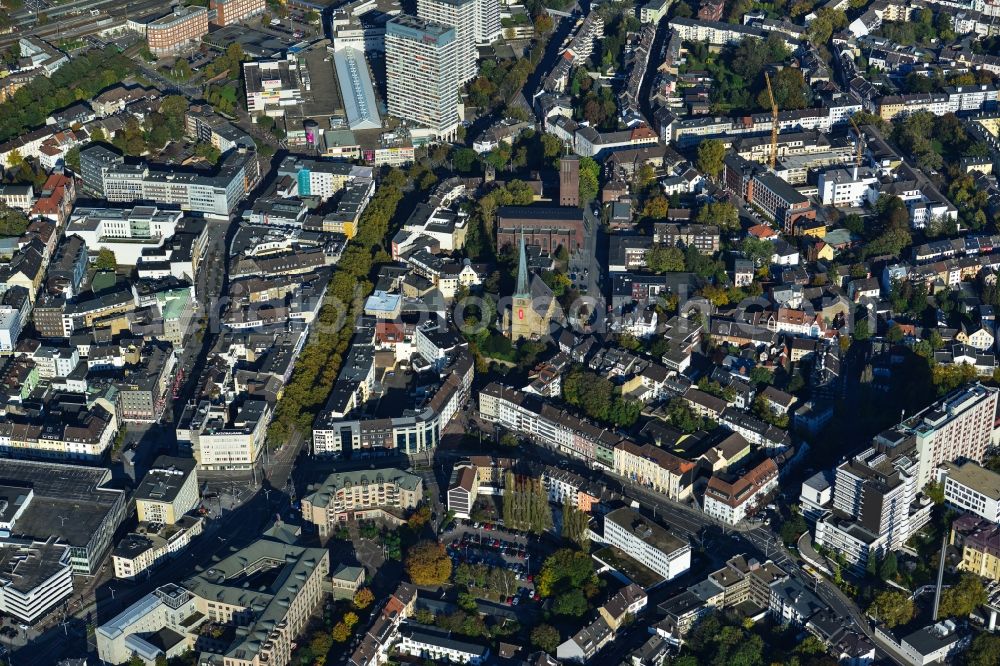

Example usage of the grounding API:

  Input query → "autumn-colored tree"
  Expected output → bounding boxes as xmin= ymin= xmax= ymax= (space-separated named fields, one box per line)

xmin=343 ymin=611 xmax=359 ymax=628
xmin=407 ymin=505 xmax=431 ymax=530
xmin=405 ymin=540 xmax=452 ymax=586
xmin=331 ymin=622 xmax=350 ymax=642
xmin=353 ymin=587 xmax=374 ymax=609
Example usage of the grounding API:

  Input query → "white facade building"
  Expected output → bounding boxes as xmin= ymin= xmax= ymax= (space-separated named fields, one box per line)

xmin=602 ymin=507 xmax=691 ymax=581
xmin=385 ymin=15 xmax=461 ymax=140
xmin=938 ymin=460 xmax=1000 ymax=523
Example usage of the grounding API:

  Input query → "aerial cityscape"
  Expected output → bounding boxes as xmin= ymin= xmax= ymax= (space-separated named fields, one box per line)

xmin=0 ymin=0 xmax=999 ymax=664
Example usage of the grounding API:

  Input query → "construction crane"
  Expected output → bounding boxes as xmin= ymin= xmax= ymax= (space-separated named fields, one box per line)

xmin=848 ymin=115 xmax=864 ymax=167
xmin=764 ymin=73 xmax=779 ymax=171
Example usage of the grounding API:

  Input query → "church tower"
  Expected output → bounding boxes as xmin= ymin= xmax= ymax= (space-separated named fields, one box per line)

xmin=508 ymin=228 xmax=533 ymax=340
xmin=505 ymin=228 xmax=559 ymax=340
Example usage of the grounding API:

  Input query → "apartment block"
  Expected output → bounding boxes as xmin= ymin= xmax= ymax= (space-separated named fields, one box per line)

xmin=385 ymin=15 xmax=461 ymax=140
xmin=815 ymin=443 xmax=931 ymax=569
xmin=301 ymin=468 xmax=423 ymax=536
xmin=704 ymin=458 xmax=779 ymax=525
xmin=878 ymin=383 xmax=998 ymax=489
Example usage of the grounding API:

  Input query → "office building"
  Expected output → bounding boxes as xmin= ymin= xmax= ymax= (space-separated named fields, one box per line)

xmin=66 ymin=206 xmax=181 ymax=266
xmin=99 ymin=148 xmax=260 ymax=219
xmin=0 ymin=461 xmax=127 ymax=575
xmin=178 ymin=398 xmax=271 ymax=471
xmin=147 ymin=7 xmax=209 ymax=56
xmin=0 ymin=539 xmax=73 ymax=623
xmin=210 ymin=0 xmax=265 ymax=26
xmin=938 ymin=461 xmax=1000 ymax=523
xmin=385 ymin=15 xmax=461 ymax=140
xmin=244 ymin=57 xmax=303 ymax=118
xmin=603 ymin=507 xmax=691 ymax=581
xmin=98 ymin=536 xmax=329 ymax=666
xmin=135 ymin=456 xmax=200 ymax=525
xmin=301 ymin=468 xmax=423 ymax=536
xmin=79 ymin=145 xmax=124 ymax=198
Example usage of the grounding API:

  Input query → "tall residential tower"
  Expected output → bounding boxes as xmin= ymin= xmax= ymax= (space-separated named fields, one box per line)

xmin=385 ymin=15 xmax=461 ymax=140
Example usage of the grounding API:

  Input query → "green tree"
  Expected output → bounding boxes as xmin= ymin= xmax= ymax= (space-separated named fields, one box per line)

xmin=530 ymin=624 xmax=560 ymax=653
xmin=647 ymin=245 xmax=685 ymax=273
xmin=553 ymin=589 xmax=588 ymax=616
xmin=938 ymin=573 xmax=988 ymax=618
xmin=537 ymin=548 xmax=597 ymax=597
xmin=0 ymin=204 xmax=29 ymax=237
xmin=878 ymin=551 xmax=898 ymax=581
xmin=561 ymin=501 xmax=590 ymax=547
xmin=94 ymin=248 xmax=117 ymax=272
xmin=965 ymin=633 xmax=1000 ymax=666
xmin=697 ymin=200 xmax=739 ymax=232
xmin=696 ymin=139 xmax=725 ymax=180
xmin=578 ymin=156 xmax=600 ymax=205
xmin=868 ymin=590 xmax=914 ymax=627
xmin=453 ymin=148 xmax=478 ymax=173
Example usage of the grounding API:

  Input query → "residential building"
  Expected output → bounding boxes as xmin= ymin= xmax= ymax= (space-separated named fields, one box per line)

xmin=385 ymin=15 xmax=461 ymax=140
xmin=602 ymin=507 xmax=692 ymax=581
xmin=416 ymin=0 xmax=480 ymax=83
xmin=111 ymin=516 xmax=203 ymax=580
xmin=815 ymin=442 xmax=931 ymax=569
xmin=885 ymin=383 xmax=998 ymax=488
xmin=952 ymin=515 xmax=1000 ymax=581
xmin=134 ymin=456 xmax=200 ymax=526
xmin=447 ymin=463 xmax=479 ymax=520
xmin=397 ymin=624 xmax=489 ymax=664
xmin=704 ymin=458 xmax=779 ymax=525
xmin=613 ymin=440 xmax=696 ymax=501
xmin=301 ymin=468 xmax=423 ymax=536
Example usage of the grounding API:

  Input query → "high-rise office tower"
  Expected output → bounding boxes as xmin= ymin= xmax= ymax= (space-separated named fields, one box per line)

xmin=385 ymin=15 xmax=461 ymax=140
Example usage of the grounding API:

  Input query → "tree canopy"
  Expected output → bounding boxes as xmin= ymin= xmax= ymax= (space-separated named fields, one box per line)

xmin=405 ymin=540 xmax=452 ymax=586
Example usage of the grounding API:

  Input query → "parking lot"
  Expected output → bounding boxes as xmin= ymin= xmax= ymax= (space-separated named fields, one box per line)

xmin=442 ymin=524 xmax=541 ymax=606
